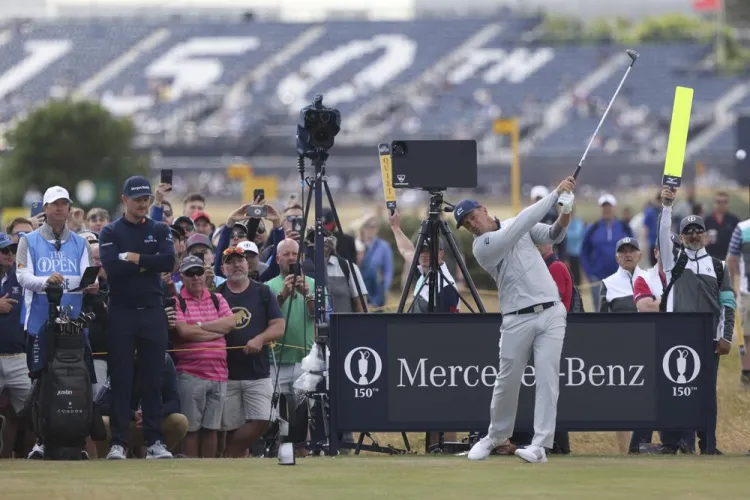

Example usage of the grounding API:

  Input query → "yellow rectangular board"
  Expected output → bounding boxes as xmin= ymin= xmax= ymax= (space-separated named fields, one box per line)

xmin=378 ymin=143 xmax=398 ymax=214
xmin=663 ymin=86 xmax=694 ymax=188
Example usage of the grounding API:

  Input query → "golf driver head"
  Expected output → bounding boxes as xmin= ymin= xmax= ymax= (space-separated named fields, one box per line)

xmin=626 ymin=49 xmax=639 ymax=63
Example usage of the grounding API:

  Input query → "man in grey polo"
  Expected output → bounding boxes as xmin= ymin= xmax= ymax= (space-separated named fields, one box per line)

xmin=456 ymin=177 xmax=576 ymax=464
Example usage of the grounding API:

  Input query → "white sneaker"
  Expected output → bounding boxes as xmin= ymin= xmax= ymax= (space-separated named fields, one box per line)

xmin=468 ymin=436 xmax=496 ymax=461
xmin=515 ymin=445 xmax=548 ymax=463
xmin=106 ymin=445 xmax=126 ymax=460
xmin=27 ymin=443 xmax=44 ymax=460
xmin=146 ymin=441 xmax=173 ymax=460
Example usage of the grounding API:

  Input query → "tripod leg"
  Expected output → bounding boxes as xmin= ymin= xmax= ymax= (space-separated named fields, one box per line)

xmin=322 ymin=180 xmax=368 ymax=312
xmin=401 ymin=432 xmax=411 ymax=452
xmin=356 ymin=433 xmax=365 ymax=455
xmin=397 ymin=220 xmax=429 ymax=313
xmin=440 ymin=220 xmax=487 ymax=313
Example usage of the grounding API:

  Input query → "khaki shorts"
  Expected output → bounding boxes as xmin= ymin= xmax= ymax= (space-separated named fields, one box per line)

xmin=220 ymin=378 xmax=273 ymax=431
xmin=177 ymin=372 xmax=226 ymax=432
xmin=0 ymin=355 xmax=32 ymax=413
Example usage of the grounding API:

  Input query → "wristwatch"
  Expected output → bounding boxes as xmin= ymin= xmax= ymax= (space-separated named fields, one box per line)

xmin=196 ymin=321 xmax=203 ymax=328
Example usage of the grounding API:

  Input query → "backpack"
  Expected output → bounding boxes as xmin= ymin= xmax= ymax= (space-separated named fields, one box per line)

xmin=660 ymin=254 xmax=724 ymax=312
xmin=177 ymin=291 xmax=220 ymax=313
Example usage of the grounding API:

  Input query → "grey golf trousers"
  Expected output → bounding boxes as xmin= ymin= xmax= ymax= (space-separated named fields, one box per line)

xmin=487 ymin=302 xmax=567 ymax=449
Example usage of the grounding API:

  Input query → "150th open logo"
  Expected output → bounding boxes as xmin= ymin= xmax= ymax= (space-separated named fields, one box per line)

xmin=662 ymin=345 xmax=701 ymax=397
xmin=344 ymin=347 xmax=383 ymax=399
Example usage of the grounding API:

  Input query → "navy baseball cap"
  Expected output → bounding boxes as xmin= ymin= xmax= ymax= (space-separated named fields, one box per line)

xmin=615 ymin=237 xmax=640 ymax=253
xmin=454 ymin=199 xmax=481 ymax=229
xmin=0 ymin=232 xmax=14 ymax=249
xmin=122 ymin=176 xmax=153 ymax=198
xmin=679 ymin=215 xmax=706 ymax=234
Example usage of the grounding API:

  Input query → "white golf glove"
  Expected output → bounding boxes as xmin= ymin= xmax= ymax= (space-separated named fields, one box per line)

xmin=558 ymin=192 xmax=575 ymax=214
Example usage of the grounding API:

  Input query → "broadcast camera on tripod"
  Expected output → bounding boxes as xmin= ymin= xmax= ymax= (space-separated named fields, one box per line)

xmin=25 ymin=283 xmax=105 ymax=460
xmin=388 ymin=139 xmax=487 ymax=453
xmin=264 ymin=94 xmax=356 ymax=460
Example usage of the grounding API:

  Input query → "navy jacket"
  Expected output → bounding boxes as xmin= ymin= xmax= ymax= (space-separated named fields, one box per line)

xmin=0 ymin=265 xmax=25 ymax=354
xmin=96 ymin=353 xmax=181 ymax=417
xmin=99 ymin=216 xmax=175 ymax=308
xmin=580 ymin=218 xmax=633 ymax=280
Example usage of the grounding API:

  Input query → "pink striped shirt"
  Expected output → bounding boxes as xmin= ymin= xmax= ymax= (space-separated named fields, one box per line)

xmin=174 ymin=287 xmax=233 ymax=382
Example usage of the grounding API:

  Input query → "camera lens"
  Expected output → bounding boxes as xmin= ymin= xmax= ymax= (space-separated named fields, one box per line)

xmin=392 ymin=142 xmax=406 ymax=156
xmin=320 ymin=111 xmax=330 ymax=124
xmin=305 ymin=110 xmax=318 ymax=124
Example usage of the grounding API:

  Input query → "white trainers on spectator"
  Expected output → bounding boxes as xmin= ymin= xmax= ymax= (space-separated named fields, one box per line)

xmin=106 ymin=445 xmax=126 ymax=460
xmin=146 ymin=441 xmax=173 ymax=459
xmin=515 ymin=445 xmax=548 ymax=463
xmin=27 ymin=443 xmax=44 ymax=460
xmin=468 ymin=436 xmax=496 ymax=461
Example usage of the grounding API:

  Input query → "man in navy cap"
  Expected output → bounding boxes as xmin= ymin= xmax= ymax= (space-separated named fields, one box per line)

xmin=98 ymin=176 xmax=176 ymax=460
xmin=455 ymin=177 xmax=576 ymax=464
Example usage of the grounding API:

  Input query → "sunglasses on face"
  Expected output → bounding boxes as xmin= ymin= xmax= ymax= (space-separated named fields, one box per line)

xmin=184 ymin=268 xmax=205 ymax=278
xmin=285 ymin=215 xmax=298 ymax=222
xmin=12 ymin=231 xmax=26 ymax=238
xmin=257 ymin=226 xmax=265 ymax=235
xmin=163 ymin=211 xmax=173 ymax=217
xmin=0 ymin=247 xmax=14 ymax=255
xmin=683 ymin=229 xmax=705 ymax=236
xmin=231 ymin=231 xmax=247 ymax=239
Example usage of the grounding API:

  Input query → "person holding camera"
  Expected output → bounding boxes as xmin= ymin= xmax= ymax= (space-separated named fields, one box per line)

xmin=659 ymin=186 xmax=736 ymax=455
xmin=15 ymin=187 xmax=98 ymax=459
xmin=265 ymin=239 xmax=315 ymax=411
xmin=98 ymin=177 xmax=176 ymax=460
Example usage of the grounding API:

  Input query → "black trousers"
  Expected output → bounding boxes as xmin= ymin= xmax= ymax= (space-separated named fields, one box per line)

xmin=107 ymin=306 xmax=168 ymax=449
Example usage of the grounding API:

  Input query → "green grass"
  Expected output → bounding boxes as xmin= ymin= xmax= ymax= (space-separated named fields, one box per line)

xmin=1 ymin=456 xmax=749 ymax=499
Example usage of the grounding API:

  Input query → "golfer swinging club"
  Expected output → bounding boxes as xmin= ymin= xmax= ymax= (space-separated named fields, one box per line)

xmin=455 ymin=176 xmax=576 ymax=463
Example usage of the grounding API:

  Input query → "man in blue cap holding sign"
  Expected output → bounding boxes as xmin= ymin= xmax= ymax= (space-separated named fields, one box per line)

xmin=98 ymin=176 xmax=176 ymax=460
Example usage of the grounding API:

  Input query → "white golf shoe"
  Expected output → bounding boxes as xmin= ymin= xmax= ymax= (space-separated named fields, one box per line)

xmin=468 ymin=436 xmax=496 ymax=461
xmin=515 ymin=445 xmax=548 ymax=463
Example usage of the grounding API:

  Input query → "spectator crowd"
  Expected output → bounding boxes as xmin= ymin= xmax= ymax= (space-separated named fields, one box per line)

xmin=0 ymin=176 xmax=747 ymax=459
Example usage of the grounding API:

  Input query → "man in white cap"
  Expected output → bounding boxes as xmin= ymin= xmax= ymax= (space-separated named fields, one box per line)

xmin=237 ymin=240 xmax=268 ymax=280
xmin=15 ymin=185 xmax=97 ymax=459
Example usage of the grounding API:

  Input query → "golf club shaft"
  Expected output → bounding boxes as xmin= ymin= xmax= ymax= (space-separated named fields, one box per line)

xmin=575 ymin=63 xmax=634 ymax=179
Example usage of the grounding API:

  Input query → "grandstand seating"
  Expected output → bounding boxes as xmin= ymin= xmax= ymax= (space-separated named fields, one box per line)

xmin=0 ymin=17 xmax=746 ymax=156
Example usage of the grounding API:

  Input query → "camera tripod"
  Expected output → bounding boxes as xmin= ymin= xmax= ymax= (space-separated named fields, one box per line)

xmin=397 ymin=190 xmax=486 ymax=453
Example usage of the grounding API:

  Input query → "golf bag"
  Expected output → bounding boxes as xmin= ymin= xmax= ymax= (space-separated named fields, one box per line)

xmin=24 ymin=286 xmax=105 ymax=460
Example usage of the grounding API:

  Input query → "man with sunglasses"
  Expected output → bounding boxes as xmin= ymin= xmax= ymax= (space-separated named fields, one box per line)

xmin=173 ymin=255 xmax=235 ymax=458
xmin=98 ymin=177 xmax=176 ymax=460
xmin=173 ymin=216 xmax=196 ymax=239
xmin=0 ymin=232 xmax=30 ymax=449
xmin=177 ymin=234 xmax=225 ymax=293
xmin=660 ymin=186 xmax=736 ymax=455
xmin=15 ymin=186 xmax=97 ymax=459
